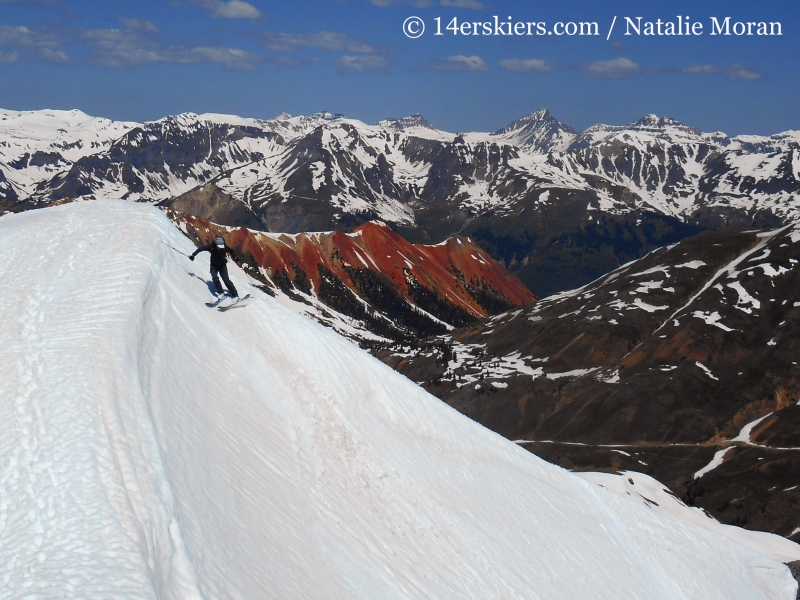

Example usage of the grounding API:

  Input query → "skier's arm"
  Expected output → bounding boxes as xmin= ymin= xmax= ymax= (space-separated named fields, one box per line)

xmin=189 ymin=244 xmax=213 ymax=261
xmin=226 ymin=246 xmax=240 ymax=264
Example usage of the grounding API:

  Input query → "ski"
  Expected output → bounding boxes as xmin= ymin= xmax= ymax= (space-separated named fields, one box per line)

xmin=218 ymin=294 xmax=251 ymax=312
xmin=205 ymin=297 xmax=228 ymax=308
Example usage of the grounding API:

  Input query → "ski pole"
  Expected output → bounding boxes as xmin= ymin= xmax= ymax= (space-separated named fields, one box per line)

xmin=242 ymin=265 xmax=260 ymax=287
xmin=162 ymin=242 xmax=191 ymax=258
xmin=237 ymin=259 xmax=264 ymax=289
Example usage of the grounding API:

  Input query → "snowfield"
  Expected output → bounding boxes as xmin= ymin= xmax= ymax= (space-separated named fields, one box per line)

xmin=0 ymin=200 xmax=797 ymax=599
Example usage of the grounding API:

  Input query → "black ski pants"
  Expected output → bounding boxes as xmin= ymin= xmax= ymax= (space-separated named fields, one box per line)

xmin=211 ymin=264 xmax=238 ymax=297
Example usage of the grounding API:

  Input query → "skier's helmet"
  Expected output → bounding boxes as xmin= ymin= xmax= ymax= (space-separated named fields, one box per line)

xmin=214 ymin=236 xmax=225 ymax=248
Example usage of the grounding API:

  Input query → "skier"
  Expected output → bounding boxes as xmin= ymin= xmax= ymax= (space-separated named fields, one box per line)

xmin=190 ymin=235 xmax=241 ymax=302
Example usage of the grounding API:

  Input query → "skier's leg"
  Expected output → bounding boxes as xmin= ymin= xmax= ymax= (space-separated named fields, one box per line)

xmin=210 ymin=265 xmax=225 ymax=295
xmin=219 ymin=264 xmax=239 ymax=297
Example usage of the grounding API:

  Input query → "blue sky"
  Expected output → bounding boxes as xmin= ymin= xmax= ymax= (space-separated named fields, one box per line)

xmin=0 ymin=0 xmax=797 ymax=135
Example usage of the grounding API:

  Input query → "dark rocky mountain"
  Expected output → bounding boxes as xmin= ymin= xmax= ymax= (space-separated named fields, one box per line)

xmin=0 ymin=168 xmax=17 ymax=202
xmin=493 ymin=108 xmax=576 ymax=153
xmin=2 ymin=108 xmax=799 ymax=296
xmin=0 ymin=169 xmax=21 ymax=216
xmin=376 ymin=224 xmax=800 ymax=541
xmin=24 ymin=114 xmax=284 ymax=207
xmin=169 ymin=210 xmax=534 ymax=343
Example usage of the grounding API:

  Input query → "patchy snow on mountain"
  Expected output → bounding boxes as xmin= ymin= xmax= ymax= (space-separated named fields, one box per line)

xmin=4 ymin=107 xmax=800 ymax=234
xmin=1 ymin=199 xmax=797 ymax=599
xmin=0 ymin=108 xmax=137 ymax=198
xmin=378 ymin=224 xmax=800 ymax=542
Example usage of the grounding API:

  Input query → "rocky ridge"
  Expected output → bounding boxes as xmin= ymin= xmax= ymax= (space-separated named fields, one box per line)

xmin=169 ymin=210 xmax=534 ymax=343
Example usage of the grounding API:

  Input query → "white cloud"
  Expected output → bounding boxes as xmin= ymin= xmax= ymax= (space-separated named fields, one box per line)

xmin=119 ymin=18 xmax=159 ymax=33
xmin=187 ymin=46 xmax=262 ymax=69
xmin=0 ymin=24 xmax=69 ymax=64
xmin=39 ymin=48 xmax=71 ymax=65
xmin=683 ymin=63 xmax=765 ymax=80
xmin=427 ymin=55 xmax=488 ymax=72
xmin=263 ymin=31 xmax=377 ymax=54
xmin=0 ymin=50 xmax=20 ymax=63
xmin=83 ymin=26 xmax=261 ymax=70
xmin=440 ymin=0 xmax=485 ymax=9
xmin=499 ymin=58 xmax=555 ymax=73
xmin=193 ymin=0 xmax=262 ymax=19
xmin=337 ymin=55 xmax=389 ymax=73
xmin=726 ymin=64 xmax=764 ymax=81
xmin=683 ymin=64 xmax=720 ymax=75
xmin=0 ymin=25 xmax=61 ymax=48
xmin=82 ymin=27 xmax=159 ymax=65
xmin=584 ymin=57 xmax=639 ymax=78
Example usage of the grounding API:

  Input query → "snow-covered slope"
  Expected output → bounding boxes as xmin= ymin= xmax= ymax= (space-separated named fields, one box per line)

xmin=577 ymin=470 xmax=800 ymax=563
xmin=0 ymin=200 xmax=797 ymax=598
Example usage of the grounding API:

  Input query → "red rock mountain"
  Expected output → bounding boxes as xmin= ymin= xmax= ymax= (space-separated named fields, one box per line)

xmin=168 ymin=210 xmax=535 ymax=342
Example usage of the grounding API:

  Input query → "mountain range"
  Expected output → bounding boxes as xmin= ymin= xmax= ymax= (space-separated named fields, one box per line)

xmin=2 ymin=107 xmax=799 ymax=295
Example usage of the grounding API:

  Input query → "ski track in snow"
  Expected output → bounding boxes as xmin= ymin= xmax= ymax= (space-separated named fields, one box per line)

xmin=0 ymin=201 xmax=797 ymax=599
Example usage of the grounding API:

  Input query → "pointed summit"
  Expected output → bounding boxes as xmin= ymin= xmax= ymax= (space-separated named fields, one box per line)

xmin=494 ymin=109 xmax=576 ymax=153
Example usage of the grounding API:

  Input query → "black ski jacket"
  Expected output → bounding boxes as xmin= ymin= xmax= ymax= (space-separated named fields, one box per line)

xmin=191 ymin=242 xmax=238 ymax=268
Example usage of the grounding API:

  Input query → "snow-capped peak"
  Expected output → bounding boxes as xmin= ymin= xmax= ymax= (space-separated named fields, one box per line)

xmin=493 ymin=108 xmax=577 ymax=153
xmin=630 ymin=114 xmax=702 ymax=136
xmin=0 ymin=108 xmax=138 ymax=199
xmin=277 ymin=111 xmax=345 ymax=124
xmin=572 ymin=114 xmax=715 ymax=149
xmin=377 ymin=114 xmax=437 ymax=131
xmin=265 ymin=111 xmax=346 ymax=140
xmin=495 ymin=107 xmax=560 ymax=131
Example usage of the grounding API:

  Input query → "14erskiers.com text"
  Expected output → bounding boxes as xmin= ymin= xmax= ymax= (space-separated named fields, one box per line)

xmin=430 ymin=16 xmax=782 ymax=37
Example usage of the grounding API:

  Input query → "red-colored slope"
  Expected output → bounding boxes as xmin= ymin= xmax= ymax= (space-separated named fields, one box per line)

xmin=171 ymin=211 xmax=535 ymax=319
